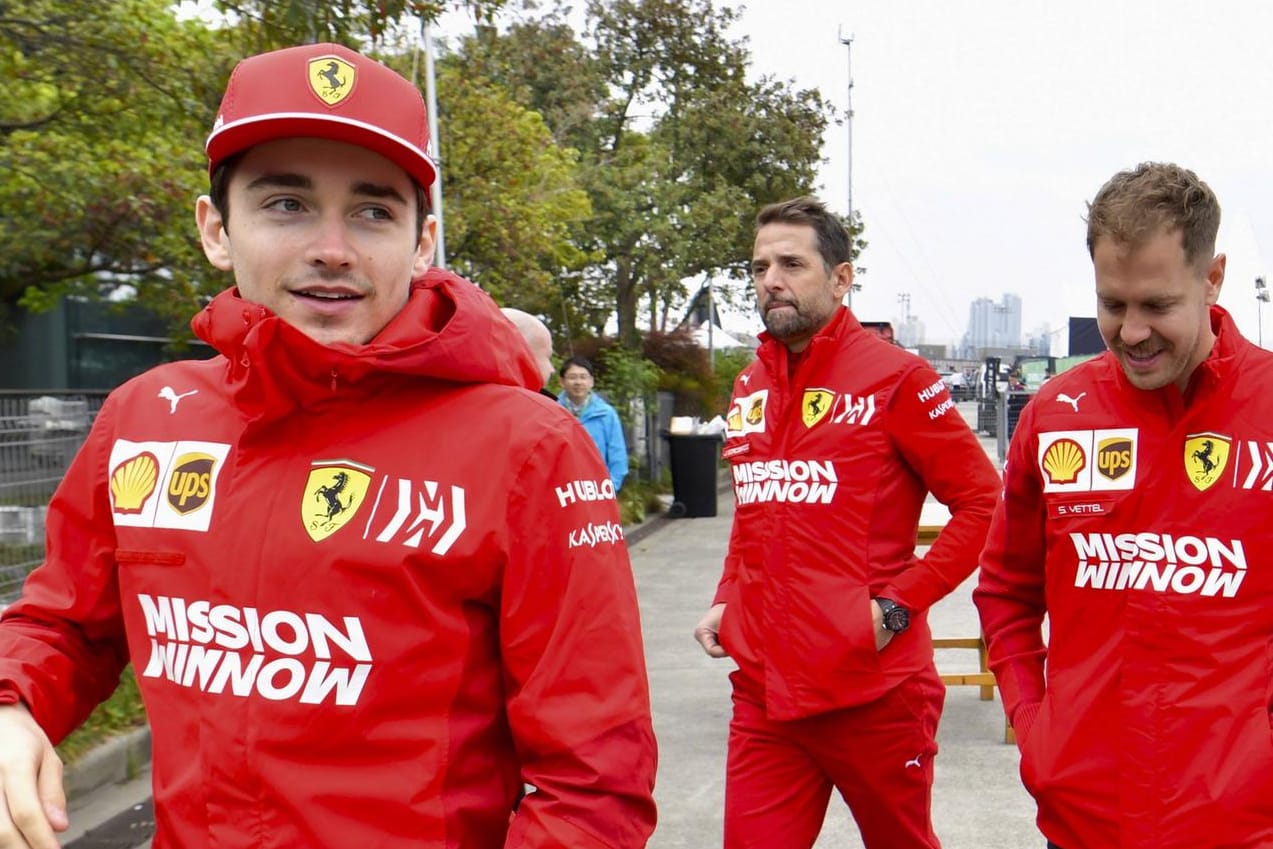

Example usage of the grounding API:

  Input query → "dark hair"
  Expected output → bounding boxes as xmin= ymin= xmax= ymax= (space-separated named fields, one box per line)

xmin=558 ymin=356 xmax=594 ymax=378
xmin=755 ymin=195 xmax=852 ymax=273
xmin=208 ymin=157 xmax=238 ymax=228
xmin=1085 ymin=162 xmax=1220 ymax=269
xmin=208 ymin=155 xmax=431 ymax=241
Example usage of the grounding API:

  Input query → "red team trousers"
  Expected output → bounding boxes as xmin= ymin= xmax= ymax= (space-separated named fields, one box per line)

xmin=724 ymin=666 xmax=945 ymax=849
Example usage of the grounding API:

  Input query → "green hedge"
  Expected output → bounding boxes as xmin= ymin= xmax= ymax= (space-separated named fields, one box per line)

xmin=56 ymin=670 xmax=146 ymax=764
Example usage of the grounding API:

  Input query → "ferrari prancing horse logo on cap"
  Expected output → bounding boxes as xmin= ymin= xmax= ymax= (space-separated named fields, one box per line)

xmin=308 ymin=56 xmax=356 ymax=107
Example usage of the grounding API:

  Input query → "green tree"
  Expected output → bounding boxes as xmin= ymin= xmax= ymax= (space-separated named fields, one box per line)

xmin=586 ymin=0 xmax=833 ymax=347
xmin=428 ymin=61 xmax=596 ymax=321
xmin=0 ymin=0 xmax=233 ymax=338
xmin=463 ymin=17 xmax=609 ymax=157
xmin=211 ymin=0 xmax=507 ymax=47
xmin=0 ymin=1 xmax=523 ymax=342
xmin=450 ymin=0 xmax=834 ymax=349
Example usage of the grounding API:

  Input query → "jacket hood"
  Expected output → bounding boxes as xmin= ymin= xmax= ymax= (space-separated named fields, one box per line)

xmin=191 ymin=268 xmax=540 ymax=414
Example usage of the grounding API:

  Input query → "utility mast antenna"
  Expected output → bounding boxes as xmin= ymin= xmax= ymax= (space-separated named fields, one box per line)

xmin=838 ymin=27 xmax=854 ymax=226
xmin=838 ymin=27 xmax=855 ymax=308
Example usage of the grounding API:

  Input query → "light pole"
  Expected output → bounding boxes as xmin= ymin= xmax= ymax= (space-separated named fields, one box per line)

xmin=897 ymin=293 xmax=910 ymax=346
xmin=420 ymin=20 xmax=446 ymax=267
xmin=1257 ymin=276 xmax=1269 ymax=347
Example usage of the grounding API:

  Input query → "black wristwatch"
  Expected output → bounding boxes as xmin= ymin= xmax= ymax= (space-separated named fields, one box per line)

xmin=874 ymin=598 xmax=910 ymax=634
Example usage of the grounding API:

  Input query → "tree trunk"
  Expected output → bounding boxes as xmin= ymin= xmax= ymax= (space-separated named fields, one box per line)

xmin=615 ymin=257 xmax=640 ymax=350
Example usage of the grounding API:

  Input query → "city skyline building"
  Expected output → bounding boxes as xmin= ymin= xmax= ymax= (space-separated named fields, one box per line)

xmin=896 ymin=314 xmax=925 ymax=348
xmin=961 ymin=293 xmax=1022 ymax=357
xmin=1025 ymin=323 xmax=1054 ymax=356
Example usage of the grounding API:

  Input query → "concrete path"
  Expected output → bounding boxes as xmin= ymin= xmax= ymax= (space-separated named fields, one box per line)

xmin=632 ymin=489 xmax=1040 ymax=849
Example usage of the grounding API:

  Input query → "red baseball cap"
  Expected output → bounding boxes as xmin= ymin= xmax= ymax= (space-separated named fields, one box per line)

xmin=205 ymin=43 xmax=438 ymax=189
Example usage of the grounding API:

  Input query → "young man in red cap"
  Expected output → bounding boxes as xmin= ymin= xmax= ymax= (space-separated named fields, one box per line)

xmin=976 ymin=162 xmax=1273 ymax=849
xmin=0 ymin=44 xmax=656 ymax=849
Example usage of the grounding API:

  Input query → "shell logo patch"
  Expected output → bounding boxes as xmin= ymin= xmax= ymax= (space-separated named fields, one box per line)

xmin=308 ymin=55 xmax=356 ymax=106
xmin=110 ymin=452 xmax=160 ymax=515
xmin=802 ymin=389 xmax=835 ymax=428
xmin=1042 ymin=438 xmax=1086 ymax=484
xmin=303 ymin=461 xmax=373 ymax=542
xmin=1037 ymin=429 xmax=1137 ymax=493
xmin=1184 ymin=432 xmax=1230 ymax=492
xmin=109 ymin=440 xmax=230 ymax=532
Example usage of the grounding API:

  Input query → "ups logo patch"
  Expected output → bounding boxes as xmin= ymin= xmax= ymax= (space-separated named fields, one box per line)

xmin=167 ymin=452 xmax=217 ymax=515
xmin=1096 ymin=437 xmax=1133 ymax=481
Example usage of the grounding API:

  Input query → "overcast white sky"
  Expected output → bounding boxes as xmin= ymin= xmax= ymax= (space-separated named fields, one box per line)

xmin=725 ymin=0 xmax=1273 ymax=352
xmin=434 ymin=0 xmax=1273 ymax=353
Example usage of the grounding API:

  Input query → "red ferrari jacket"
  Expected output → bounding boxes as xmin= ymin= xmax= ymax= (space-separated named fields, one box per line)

xmin=714 ymin=308 xmax=1000 ymax=720
xmin=0 ymin=270 xmax=657 ymax=849
xmin=975 ymin=306 xmax=1273 ymax=848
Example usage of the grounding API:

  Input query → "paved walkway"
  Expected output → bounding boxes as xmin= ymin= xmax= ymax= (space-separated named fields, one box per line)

xmin=632 ymin=494 xmax=1039 ymax=849
xmin=64 ymin=403 xmax=1041 ymax=848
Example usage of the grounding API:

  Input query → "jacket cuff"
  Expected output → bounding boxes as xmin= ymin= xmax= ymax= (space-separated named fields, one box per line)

xmin=712 ymin=576 xmax=735 ymax=607
xmin=1011 ymin=700 xmax=1042 ymax=749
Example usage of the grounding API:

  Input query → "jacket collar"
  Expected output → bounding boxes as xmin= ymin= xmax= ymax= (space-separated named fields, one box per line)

xmin=190 ymin=268 xmax=540 ymax=420
xmin=756 ymin=307 xmax=857 ymax=378
xmin=1105 ymin=304 xmax=1248 ymax=405
xmin=1182 ymin=304 xmax=1246 ymax=395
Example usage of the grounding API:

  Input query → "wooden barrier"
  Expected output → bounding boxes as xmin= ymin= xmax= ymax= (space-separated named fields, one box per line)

xmin=932 ymin=635 xmax=1015 ymax=745
xmin=918 ymin=524 xmax=1015 ymax=744
xmin=932 ymin=636 xmax=997 ymax=701
xmin=916 ymin=524 xmax=943 ymax=546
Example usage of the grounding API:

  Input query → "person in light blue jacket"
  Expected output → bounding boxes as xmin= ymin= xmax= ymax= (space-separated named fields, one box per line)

xmin=558 ymin=356 xmax=628 ymax=490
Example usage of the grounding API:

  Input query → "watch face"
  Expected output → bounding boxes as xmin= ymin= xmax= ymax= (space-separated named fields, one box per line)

xmin=883 ymin=607 xmax=910 ymax=632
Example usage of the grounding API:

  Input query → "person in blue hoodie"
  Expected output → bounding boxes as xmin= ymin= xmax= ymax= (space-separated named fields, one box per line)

xmin=558 ymin=356 xmax=628 ymax=490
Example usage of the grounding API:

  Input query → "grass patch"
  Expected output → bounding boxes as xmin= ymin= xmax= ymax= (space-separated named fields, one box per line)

xmin=55 ymin=668 xmax=146 ymax=765
xmin=0 ymin=543 xmax=42 ymax=565
xmin=617 ymin=475 xmax=671 ymax=526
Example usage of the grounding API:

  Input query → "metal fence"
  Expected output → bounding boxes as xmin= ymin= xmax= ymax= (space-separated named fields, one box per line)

xmin=0 ymin=391 xmax=106 ymax=603
xmin=995 ymin=389 xmax=1035 ymax=463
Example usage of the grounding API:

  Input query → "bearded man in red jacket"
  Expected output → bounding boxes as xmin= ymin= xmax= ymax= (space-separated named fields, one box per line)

xmin=694 ymin=196 xmax=1001 ymax=848
xmin=976 ymin=162 xmax=1273 ymax=849
xmin=0 ymin=43 xmax=656 ymax=849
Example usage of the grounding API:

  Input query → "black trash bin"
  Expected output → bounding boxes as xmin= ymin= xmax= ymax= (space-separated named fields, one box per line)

xmin=661 ymin=431 xmax=723 ymax=518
